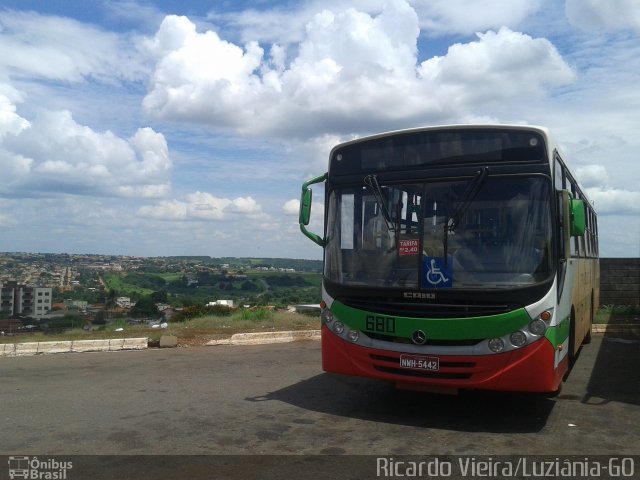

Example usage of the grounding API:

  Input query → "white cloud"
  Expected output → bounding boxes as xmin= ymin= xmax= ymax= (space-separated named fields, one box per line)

xmin=142 ymin=14 xmax=265 ymax=128
xmin=0 ymin=106 xmax=171 ymax=198
xmin=207 ymin=0 xmax=542 ymax=44
xmin=228 ymin=196 xmax=261 ymax=214
xmin=413 ymin=0 xmax=542 ymax=36
xmin=283 ymin=199 xmax=300 ymax=215
xmin=0 ymin=90 xmax=30 ymax=138
xmin=418 ymin=27 xmax=575 ymax=103
xmin=186 ymin=191 xmax=230 ymax=220
xmin=575 ymin=164 xmax=609 ymax=188
xmin=586 ymin=187 xmax=640 ymax=216
xmin=206 ymin=0 xmax=387 ymax=45
xmin=138 ymin=199 xmax=189 ymax=220
xmin=0 ymin=10 xmax=149 ymax=83
xmin=566 ymin=0 xmax=640 ymax=33
xmin=137 ymin=192 xmax=262 ymax=221
xmin=0 ymin=150 xmax=33 ymax=185
xmin=0 ymin=212 xmax=16 ymax=226
xmin=143 ymin=6 xmax=574 ymax=139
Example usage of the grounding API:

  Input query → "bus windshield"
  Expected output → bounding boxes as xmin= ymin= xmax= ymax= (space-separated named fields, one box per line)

xmin=325 ymin=175 xmax=553 ymax=289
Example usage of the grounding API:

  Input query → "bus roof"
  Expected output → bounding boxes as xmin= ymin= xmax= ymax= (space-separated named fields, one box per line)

xmin=331 ymin=124 xmax=553 ymax=152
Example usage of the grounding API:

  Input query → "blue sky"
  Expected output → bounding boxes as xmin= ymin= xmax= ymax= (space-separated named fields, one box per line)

xmin=0 ymin=0 xmax=639 ymax=259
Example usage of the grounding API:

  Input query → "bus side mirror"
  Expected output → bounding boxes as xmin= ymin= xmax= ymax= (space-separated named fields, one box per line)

xmin=299 ymin=173 xmax=327 ymax=247
xmin=299 ymin=189 xmax=312 ymax=226
xmin=570 ymin=198 xmax=586 ymax=237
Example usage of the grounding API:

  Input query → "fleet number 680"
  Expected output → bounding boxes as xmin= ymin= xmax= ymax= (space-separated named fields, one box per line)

xmin=365 ymin=315 xmax=396 ymax=334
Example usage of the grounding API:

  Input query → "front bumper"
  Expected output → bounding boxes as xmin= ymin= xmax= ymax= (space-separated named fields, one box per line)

xmin=321 ymin=325 xmax=566 ymax=393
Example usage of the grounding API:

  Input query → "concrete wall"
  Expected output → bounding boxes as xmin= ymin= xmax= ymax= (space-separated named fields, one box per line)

xmin=0 ymin=338 xmax=148 ymax=357
xmin=600 ymin=258 xmax=640 ymax=306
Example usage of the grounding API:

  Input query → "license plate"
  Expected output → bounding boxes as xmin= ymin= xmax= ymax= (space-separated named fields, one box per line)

xmin=399 ymin=354 xmax=440 ymax=371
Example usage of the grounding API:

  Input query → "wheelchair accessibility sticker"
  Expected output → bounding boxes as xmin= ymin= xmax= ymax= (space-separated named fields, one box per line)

xmin=423 ymin=256 xmax=453 ymax=288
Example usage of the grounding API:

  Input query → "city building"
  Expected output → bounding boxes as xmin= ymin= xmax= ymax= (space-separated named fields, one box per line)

xmin=0 ymin=281 xmax=53 ymax=318
xmin=115 ymin=297 xmax=131 ymax=308
xmin=207 ymin=299 xmax=234 ymax=308
xmin=64 ymin=299 xmax=88 ymax=311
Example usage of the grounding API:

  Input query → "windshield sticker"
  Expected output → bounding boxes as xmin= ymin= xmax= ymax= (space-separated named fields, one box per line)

xmin=399 ymin=239 xmax=419 ymax=256
xmin=423 ymin=256 xmax=453 ymax=288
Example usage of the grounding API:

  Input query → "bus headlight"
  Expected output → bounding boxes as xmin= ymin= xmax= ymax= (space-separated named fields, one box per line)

xmin=510 ymin=331 xmax=527 ymax=347
xmin=529 ymin=319 xmax=547 ymax=336
xmin=321 ymin=309 xmax=334 ymax=324
xmin=348 ymin=330 xmax=360 ymax=343
xmin=333 ymin=321 xmax=345 ymax=334
xmin=488 ymin=337 xmax=505 ymax=353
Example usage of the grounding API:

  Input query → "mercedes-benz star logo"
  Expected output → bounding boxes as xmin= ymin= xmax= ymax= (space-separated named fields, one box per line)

xmin=411 ymin=330 xmax=427 ymax=345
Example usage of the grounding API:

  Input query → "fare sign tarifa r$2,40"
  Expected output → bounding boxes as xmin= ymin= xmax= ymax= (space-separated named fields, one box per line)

xmin=399 ymin=239 xmax=419 ymax=256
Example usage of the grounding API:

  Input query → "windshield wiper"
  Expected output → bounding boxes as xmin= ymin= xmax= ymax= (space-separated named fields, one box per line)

xmin=364 ymin=174 xmax=396 ymax=232
xmin=449 ymin=167 xmax=489 ymax=231
xmin=443 ymin=167 xmax=489 ymax=265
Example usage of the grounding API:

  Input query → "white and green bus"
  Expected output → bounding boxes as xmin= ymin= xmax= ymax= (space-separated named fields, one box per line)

xmin=300 ymin=125 xmax=598 ymax=394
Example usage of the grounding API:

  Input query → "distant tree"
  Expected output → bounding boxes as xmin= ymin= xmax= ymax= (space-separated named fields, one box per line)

xmin=106 ymin=289 xmax=118 ymax=310
xmin=130 ymin=296 xmax=160 ymax=318
xmin=46 ymin=314 xmax=86 ymax=331
xmin=265 ymin=275 xmax=310 ymax=288
xmin=126 ymin=273 xmax=166 ymax=290
xmin=151 ymin=290 xmax=168 ymax=303
xmin=93 ymin=311 xmax=107 ymax=325
xmin=171 ymin=304 xmax=233 ymax=322
xmin=241 ymin=280 xmax=258 ymax=291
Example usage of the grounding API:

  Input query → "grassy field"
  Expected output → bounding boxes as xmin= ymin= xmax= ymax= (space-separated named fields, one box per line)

xmin=102 ymin=273 xmax=155 ymax=297
xmin=0 ymin=310 xmax=321 ymax=347
xmin=99 ymin=271 xmax=322 ymax=307
xmin=595 ymin=305 xmax=640 ymax=324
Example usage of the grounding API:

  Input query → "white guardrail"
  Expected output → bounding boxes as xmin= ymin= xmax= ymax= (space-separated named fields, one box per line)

xmin=0 ymin=338 xmax=148 ymax=357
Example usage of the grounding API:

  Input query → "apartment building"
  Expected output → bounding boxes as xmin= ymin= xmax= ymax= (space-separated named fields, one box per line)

xmin=0 ymin=281 xmax=52 ymax=318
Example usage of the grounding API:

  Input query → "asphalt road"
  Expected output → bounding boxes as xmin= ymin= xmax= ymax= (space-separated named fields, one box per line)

xmin=1 ymin=332 xmax=639 ymax=478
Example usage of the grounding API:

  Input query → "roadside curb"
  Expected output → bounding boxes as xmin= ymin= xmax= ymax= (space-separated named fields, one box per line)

xmin=206 ymin=330 xmax=321 ymax=346
xmin=0 ymin=338 xmax=148 ymax=357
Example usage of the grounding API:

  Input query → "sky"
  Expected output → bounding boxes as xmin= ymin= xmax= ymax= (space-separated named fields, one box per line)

xmin=0 ymin=0 xmax=639 ymax=260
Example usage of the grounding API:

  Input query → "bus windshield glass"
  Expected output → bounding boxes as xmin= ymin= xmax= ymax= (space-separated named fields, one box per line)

xmin=324 ymin=176 xmax=553 ymax=289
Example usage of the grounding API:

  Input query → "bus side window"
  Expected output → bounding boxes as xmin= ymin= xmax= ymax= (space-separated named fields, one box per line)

xmin=554 ymin=155 xmax=567 ymax=260
xmin=554 ymin=155 xmax=574 ymax=300
xmin=554 ymin=156 xmax=565 ymax=190
xmin=568 ymin=178 xmax=580 ymax=257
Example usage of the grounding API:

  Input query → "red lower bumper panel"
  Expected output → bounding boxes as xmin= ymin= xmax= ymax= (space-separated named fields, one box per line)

xmin=321 ymin=326 xmax=566 ymax=393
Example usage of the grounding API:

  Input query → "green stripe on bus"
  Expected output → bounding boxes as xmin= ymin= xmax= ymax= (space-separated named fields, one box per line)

xmin=545 ymin=316 xmax=570 ymax=348
xmin=331 ymin=300 xmax=531 ymax=340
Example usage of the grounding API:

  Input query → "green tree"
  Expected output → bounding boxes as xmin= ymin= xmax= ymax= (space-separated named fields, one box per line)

xmin=151 ymin=290 xmax=168 ymax=303
xmin=93 ymin=310 xmax=107 ymax=325
xmin=130 ymin=296 xmax=160 ymax=318
xmin=241 ymin=280 xmax=258 ymax=291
